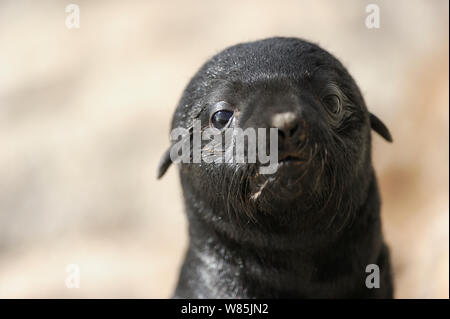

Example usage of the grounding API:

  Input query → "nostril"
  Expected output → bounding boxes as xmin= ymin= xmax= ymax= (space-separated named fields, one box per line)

xmin=272 ymin=112 xmax=299 ymax=139
xmin=289 ymin=124 xmax=299 ymax=137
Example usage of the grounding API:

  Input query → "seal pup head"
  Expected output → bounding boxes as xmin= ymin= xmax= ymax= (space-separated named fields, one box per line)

xmin=158 ymin=37 xmax=391 ymax=228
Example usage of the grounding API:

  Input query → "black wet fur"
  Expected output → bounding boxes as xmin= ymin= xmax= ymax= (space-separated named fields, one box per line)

xmin=159 ymin=37 xmax=393 ymax=298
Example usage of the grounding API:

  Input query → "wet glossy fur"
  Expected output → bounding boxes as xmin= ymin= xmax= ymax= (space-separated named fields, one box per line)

xmin=159 ymin=37 xmax=393 ymax=298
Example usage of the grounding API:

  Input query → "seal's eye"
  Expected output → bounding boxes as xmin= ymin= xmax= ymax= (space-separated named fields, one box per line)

xmin=323 ymin=94 xmax=342 ymax=114
xmin=211 ymin=110 xmax=233 ymax=129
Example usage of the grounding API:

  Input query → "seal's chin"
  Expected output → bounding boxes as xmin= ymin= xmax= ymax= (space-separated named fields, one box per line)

xmin=249 ymin=157 xmax=311 ymax=202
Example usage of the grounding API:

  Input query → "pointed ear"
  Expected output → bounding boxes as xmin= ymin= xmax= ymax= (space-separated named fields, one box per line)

xmin=370 ymin=113 xmax=393 ymax=142
xmin=157 ymin=148 xmax=172 ymax=179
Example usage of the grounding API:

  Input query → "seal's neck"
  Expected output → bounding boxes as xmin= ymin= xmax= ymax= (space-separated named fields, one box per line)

xmin=175 ymin=176 xmax=382 ymax=298
xmin=179 ymin=208 xmax=374 ymax=298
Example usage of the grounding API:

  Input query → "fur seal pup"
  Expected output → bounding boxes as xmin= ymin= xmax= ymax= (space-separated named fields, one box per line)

xmin=158 ymin=37 xmax=393 ymax=298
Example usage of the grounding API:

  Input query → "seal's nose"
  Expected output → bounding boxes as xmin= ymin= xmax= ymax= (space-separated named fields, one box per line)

xmin=271 ymin=112 xmax=306 ymax=154
xmin=272 ymin=112 xmax=300 ymax=138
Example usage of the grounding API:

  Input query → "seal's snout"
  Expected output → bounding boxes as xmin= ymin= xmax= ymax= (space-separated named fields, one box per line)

xmin=272 ymin=111 xmax=307 ymax=160
xmin=272 ymin=112 xmax=298 ymax=138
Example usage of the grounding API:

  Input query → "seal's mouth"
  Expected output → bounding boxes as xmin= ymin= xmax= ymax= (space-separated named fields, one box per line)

xmin=279 ymin=155 xmax=304 ymax=162
xmin=249 ymin=150 xmax=315 ymax=201
xmin=278 ymin=154 xmax=306 ymax=166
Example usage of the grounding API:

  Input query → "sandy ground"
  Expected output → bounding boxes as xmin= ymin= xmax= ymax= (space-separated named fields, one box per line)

xmin=0 ymin=0 xmax=448 ymax=298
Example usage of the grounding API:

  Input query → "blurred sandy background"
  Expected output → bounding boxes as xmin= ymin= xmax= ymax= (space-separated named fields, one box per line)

xmin=0 ymin=0 xmax=448 ymax=298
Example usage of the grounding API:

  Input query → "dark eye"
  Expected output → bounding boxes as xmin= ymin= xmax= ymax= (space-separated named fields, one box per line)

xmin=211 ymin=110 xmax=233 ymax=129
xmin=323 ymin=94 xmax=342 ymax=114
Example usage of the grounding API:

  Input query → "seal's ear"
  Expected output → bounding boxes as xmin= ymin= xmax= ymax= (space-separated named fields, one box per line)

xmin=370 ymin=113 xmax=392 ymax=142
xmin=157 ymin=148 xmax=172 ymax=179
xmin=157 ymin=125 xmax=194 ymax=179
